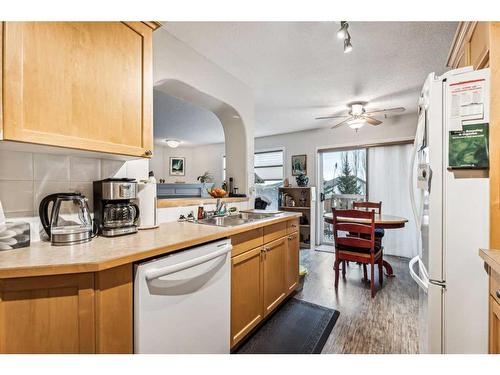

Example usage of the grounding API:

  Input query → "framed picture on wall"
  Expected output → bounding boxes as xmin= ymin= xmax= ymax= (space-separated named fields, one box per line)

xmin=292 ymin=154 xmax=307 ymax=176
xmin=170 ymin=157 xmax=185 ymax=176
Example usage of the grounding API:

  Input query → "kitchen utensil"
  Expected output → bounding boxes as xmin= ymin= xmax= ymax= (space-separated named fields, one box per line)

xmin=39 ymin=192 xmax=94 ymax=246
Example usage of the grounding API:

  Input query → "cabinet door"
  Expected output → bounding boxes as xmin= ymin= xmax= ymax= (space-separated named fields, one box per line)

xmin=490 ymin=296 xmax=500 ymax=354
xmin=263 ymin=237 xmax=286 ymax=316
xmin=286 ymin=233 xmax=300 ymax=293
xmin=231 ymin=247 xmax=264 ymax=347
xmin=2 ymin=22 xmax=153 ymax=157
xmin=0 ymin=273 xmax=95 ymax=354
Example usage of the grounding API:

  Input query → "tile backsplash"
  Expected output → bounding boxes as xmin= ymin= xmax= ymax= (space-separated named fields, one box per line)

xmin=0 ymin=149 xmax=148 ymax=242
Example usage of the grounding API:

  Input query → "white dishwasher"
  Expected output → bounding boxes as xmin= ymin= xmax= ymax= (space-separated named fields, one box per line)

xmin=134 ymin=238 xmax=232 ymax=354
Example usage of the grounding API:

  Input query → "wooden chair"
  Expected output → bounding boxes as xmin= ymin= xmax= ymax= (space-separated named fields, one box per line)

xmin=332 ymin=208 xmax=384 ymax=298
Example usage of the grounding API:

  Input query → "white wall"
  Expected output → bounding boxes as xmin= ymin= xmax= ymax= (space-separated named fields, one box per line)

xmin=255 ymin=113 xmax=418 ymax=187
xmin=153 ymin=29 xmax=255 ymax=196
xmin=150 ymin=113 xmax=418 ymax=190
xmin=150 ymin=143 xmax=225 ymax=186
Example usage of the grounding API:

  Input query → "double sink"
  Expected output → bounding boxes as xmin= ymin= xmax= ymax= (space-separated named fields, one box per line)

xmin=196 ymin=211 xmax=283 ymax=227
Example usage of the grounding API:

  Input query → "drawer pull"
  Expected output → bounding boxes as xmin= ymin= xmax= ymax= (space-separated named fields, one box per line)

xmin=288 ymin=235 xmax=296 ymax=241
xmin=497 ymin=290 xmax=500 ymax=299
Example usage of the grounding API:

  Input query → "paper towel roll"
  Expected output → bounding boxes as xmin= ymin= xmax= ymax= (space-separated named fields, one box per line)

xmin=137 ymin=181 xmax=158 ymax=229
xmin=0 ymin=200 xmax=5 ymax=225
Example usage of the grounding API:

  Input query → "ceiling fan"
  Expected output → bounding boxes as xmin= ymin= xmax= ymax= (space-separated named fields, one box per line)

xmin=315 ymin=103 xmax=405 ymax=130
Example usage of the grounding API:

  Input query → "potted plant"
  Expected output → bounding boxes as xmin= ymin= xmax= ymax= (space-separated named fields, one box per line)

xmin=295 ymin=172 xmax=309 ymax=187
xmin=197 ymin=172 xmax=213 ymax=197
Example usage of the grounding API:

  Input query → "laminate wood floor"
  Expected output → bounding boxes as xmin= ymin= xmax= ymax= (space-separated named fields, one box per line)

xmin=295 ymin=248 xmax=419 ymax=354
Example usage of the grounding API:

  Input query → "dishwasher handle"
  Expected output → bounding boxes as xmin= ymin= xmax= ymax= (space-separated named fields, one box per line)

xmin=144 ymin=243 xmax=232 ymax=281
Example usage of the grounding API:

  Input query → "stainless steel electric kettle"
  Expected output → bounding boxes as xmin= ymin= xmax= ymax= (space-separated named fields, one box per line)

xmin=39 ymin=192 xmax=95 ymax=246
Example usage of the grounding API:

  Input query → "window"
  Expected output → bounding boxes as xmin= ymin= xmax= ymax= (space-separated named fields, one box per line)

xmin=254 ymin=150 xmax=284 ymax=210
xmin=320 ymin=148 xmax=367 ymax=243
xmin=222 ymin=150 xmax=284 ymax=209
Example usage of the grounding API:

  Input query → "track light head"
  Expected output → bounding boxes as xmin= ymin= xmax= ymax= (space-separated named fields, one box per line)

xmin=337 ymin=21 xmax=349 ymax=39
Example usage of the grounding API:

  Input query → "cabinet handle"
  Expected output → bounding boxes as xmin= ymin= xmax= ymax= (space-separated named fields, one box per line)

xmin=144 ymin=150 xmax=153 ymax=157
xmin=288 ymin=235 xmax=295 ymax=241
xmin=497 ymin=289 xmax=500 ymax=299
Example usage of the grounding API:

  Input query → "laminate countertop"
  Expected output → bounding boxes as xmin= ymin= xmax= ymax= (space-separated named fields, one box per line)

xmin=479 ymin=248 xmax=500 ymax=275
xmin=0 ymin=212 xmax=300 ymax=279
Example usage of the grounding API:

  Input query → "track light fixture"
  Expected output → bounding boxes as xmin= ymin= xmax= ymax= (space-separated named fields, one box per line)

xmin=344 ymin=34 xmax=353 ymax=53
xmin=337 ymin=21 xmax=353 ymax=53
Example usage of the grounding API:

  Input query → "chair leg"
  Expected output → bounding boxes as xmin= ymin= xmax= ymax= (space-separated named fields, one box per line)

xmin=334 ymin=259 xmax=340 ymax=290
xmin=378 ymin=258 xmax=383 ymax=287
xmin=363 ymin=264 xmax=368 ymax=282
xmin=342 ymin=260 xmax=346 ymax=278
xmin=370 ymin=262 xmax=375 ymax=298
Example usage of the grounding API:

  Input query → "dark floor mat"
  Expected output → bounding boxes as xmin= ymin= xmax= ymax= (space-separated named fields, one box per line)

xmin=234 ymin=298 xmax=340 ymax=354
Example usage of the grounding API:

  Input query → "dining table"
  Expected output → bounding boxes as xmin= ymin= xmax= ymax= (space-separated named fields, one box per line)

xmin=323 ymin=212 xmax=409 ymax=276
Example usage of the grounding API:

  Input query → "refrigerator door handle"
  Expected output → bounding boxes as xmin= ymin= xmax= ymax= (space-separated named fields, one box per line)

xmin=409 ymin=255 xmax=429 ymax=293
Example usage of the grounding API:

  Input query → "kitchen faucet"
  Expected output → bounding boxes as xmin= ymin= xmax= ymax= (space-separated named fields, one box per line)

xmin=214 ymin=198 xmax=228 ymax=217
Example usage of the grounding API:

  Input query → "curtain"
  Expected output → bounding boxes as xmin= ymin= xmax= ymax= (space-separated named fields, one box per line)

xmin=368 ymin=144 xmax=418 ymax=259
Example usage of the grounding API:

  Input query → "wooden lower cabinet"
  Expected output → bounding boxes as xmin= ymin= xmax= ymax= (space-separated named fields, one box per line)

xmin=263 ymin=237 xmax=287 ymax=316
xmin=0 ymin=264 xmax=132 ymax=354
xmin=0 ymin=273 xmax=95 ymax=353
xmin=230 ymin=220 xmax=300 ymax=348
xmin=490 ymin=296 xmax=500 ymax=354
xmin=286 ymin=233 xmax=300 ymax=293
xmin=230 ymin=247 xmax=264 ymax=347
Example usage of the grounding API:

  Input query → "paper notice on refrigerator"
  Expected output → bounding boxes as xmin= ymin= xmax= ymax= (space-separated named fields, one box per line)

xmin=449 ymin=79 xmax=485 ymax=130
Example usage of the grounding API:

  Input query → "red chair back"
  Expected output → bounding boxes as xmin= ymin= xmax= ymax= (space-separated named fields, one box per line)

xmin=353 ymin=201 xmax=382 ymax=215
xmin=332 ymin=208 xmax=376 ymax=253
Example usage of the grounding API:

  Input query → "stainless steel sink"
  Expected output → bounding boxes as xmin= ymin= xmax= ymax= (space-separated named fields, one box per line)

xmin=196 ymin=212 xmax=282 ymax=227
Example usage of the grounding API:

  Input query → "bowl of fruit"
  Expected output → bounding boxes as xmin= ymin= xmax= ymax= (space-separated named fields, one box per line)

xmin=207 ymin=187 xmax=228 ymax=198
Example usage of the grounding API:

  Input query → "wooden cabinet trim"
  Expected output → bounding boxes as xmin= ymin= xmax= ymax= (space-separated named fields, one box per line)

xmin=491 ymin=269 xmax=500 ymax=305
xmin=94 ymin=264 xmax=133 ymax=354
xmin=231 ymin=228 xmax=264 ymax=258
xmin=286 ymin=218 xmax=299 ymax=234
xmin=489 ymin=296 xmax=500 ymax=353
xmin=263 ymin=221 xmax=287 ymax=244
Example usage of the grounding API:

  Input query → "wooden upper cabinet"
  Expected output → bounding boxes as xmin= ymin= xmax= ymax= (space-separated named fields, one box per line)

xmin=447 ymin=22 xmax=490 ymax=70
xmin=0 ymin=22 xmax=158 ymax=157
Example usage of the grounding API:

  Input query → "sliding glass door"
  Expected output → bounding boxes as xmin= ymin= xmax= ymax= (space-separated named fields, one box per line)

xmin=319 ymin=148 xmax=367 ymax=245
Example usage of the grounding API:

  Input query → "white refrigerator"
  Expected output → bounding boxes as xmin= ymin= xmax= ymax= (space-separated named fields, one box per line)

xmin=409 ymin=67 xmax=490 ymax=353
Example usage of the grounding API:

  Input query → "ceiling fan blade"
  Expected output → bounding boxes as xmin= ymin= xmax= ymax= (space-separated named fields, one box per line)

xmin=363 ymin=116 xmax=383 ymax=126
xmin=315 ymin=115 xmax=349 ymax=120
xmin=364 ymin=107 xmax=405 ymax=116
xmin=330 ymin=117 xmax=352 ymax=129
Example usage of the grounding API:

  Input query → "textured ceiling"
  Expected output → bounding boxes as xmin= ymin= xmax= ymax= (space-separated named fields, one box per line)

xmin=154 ymin=90 xmax=224 ymax=146
xmin=158 ymin=21 xmax=457 ymax=142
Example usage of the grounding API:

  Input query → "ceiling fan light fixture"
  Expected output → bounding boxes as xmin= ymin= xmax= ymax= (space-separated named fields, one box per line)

xmin=347 ymin=118 xmax=366 ymax=129
xmin=336 ymin=21 xmax=349 ymax=39
xmin=165 ymin=138 xmax=181 ymax=148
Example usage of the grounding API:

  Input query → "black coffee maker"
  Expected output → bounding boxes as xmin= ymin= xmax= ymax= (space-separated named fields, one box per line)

xmin=93 ymin=178 xmax=140 ymax=237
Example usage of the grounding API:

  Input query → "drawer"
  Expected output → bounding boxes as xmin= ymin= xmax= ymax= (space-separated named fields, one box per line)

xmin=263 ymin=222 xmax=287 ymax=244
xmin=491 ymin=269 xmax=500 ymax=305
xmin=231 ymin=228 xmax=264 ymax=257
xmin=287 ymin=219 xmax=299 ymax=234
